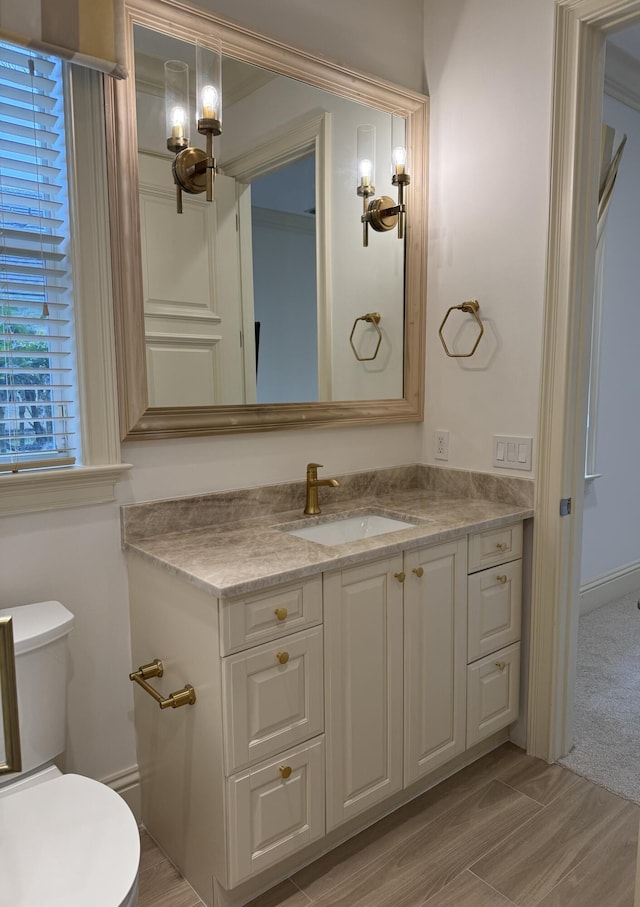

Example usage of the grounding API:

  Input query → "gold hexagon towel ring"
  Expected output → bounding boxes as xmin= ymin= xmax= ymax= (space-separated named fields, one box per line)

xmin=350 ymin=312 xmax=382 ymax=361
xmin=438 ymin=299 xmax=484 ymax=358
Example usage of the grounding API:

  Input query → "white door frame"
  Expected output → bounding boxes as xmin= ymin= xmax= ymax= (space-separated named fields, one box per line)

xmin=529 ymin=0 xmax=640 ymax=761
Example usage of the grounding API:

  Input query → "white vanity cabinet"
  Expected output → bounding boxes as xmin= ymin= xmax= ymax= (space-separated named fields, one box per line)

xmin=127 ymin=520 xmax=524 ymax=907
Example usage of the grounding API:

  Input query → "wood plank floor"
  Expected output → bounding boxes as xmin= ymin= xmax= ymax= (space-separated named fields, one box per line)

xmin=139 ymin=743 xmax=640 ymax=907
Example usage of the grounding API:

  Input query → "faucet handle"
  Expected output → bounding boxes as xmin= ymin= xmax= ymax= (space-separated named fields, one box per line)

xmin=307 ymin=462 xmax=323 ymax=469
xmin=306 ymin=462 xmax=323 ymax=477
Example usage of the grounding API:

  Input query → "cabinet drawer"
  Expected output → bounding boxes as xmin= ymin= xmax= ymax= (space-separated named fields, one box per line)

xmin=467 ymin=559 xmax=521 ymax=662
xmin=222 ymin=627 xmax=324 ymax=774
xmin=468 ymin=522 xmax=523 ymax=573
xmin=226 ymin=737 xmax=325 ymax=886
xmin=220 ymin=576 xmax=323 ymax=655
xmin=466 ymin=642 xmax=520 ymax=747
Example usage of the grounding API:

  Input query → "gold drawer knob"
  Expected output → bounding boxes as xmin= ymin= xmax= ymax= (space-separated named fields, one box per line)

xmin=394 ymin=571 xmax=406 ymax=583
xmin=274 ymin=608 xmax=288 ymax=621
xmin=496 ymin=574 xmax=508 ymax=584
xmin=495 ymin=661 xmax=506 ymax=671
xmin=496 ymin=542 xmax=508 ymax=551
xmin=412 ymin=567 xmax=424 ymax=578
xmin=276 ymin=651 xmax=289 ymax=665
xmin=279 ymin=765 xmax=292 ymax=779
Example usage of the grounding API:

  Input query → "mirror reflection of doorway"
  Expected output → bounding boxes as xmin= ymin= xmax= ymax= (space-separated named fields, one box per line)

xmin=249 ymin=153 xmax=318 ymax=403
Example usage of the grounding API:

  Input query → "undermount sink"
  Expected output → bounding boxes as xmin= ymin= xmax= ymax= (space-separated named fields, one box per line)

xmin=285 ymin=512 xmax=419 ymax=546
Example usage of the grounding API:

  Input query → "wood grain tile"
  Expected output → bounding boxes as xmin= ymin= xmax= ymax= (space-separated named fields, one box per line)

xmin=497 ymin=757 xmax=581 ymax=805
xmin=535 ymin=802 xmax=639 ymax=907
xmin=139 ymin=829 xmax=169 ymax=874
xmin=137 ymin=857 xmax=203 ymax=907
xmin=422 ymin=870 xmax=517 ymax=906
xmin=244 ymin=879 xmax=312 ymax=906
xmin=471 ymin=776 xmax=631 ymax=907
xmin=311 ymin=780 xmax=541 ymax=907
xmin=292 ymin=743 xmax=530 ymax=900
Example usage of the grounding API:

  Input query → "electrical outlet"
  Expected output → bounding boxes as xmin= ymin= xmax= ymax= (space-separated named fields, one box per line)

xmin=435 ymin=430 xmax=449 ymax=461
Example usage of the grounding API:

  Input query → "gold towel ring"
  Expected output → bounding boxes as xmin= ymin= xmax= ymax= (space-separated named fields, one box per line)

xmin=350 ymin=312 xmax=382 ymax=361
xmin=438 ymin=299 xmax=484 ymax=358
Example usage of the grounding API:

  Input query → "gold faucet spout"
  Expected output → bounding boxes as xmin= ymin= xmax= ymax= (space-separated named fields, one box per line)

xmin=304 ymin=463 xmax=340 ymax=515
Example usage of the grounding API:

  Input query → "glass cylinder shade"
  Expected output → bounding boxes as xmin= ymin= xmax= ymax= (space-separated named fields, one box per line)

xmin=196 ymin=40 xmax=222 ymax=126
xmin=164 ymin=60 xmax=189 ymax=145
xmin=391 ymin=114 xmax=408 ymax=176
xmin=357 ymin=124 xmax=376 ymax=190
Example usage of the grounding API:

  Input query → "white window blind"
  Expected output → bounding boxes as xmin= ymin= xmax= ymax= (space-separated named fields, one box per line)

xmin=0 ymin=41 xmax=77 ymax=474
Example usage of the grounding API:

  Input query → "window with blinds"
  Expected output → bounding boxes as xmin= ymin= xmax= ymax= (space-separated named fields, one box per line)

xmin=0 ymin=41 xmax=77 ymax=474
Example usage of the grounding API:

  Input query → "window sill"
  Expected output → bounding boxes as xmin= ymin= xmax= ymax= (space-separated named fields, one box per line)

xmin=0 ymin=464 xmax=132 ymax=517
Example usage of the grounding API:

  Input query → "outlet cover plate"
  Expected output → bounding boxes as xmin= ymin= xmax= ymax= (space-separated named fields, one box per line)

xmin=493 ymin=435 xmax=533 ymax=471
xmin=435 ymin=430 xmax=449 ymax=460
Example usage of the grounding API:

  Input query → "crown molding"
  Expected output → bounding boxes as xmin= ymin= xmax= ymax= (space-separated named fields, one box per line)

xmin=605 ymin=41 xmax=640 ymax=110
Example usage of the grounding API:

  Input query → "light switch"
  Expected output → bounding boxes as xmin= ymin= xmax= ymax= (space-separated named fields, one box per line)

xmin=493 ymin=435 xmax=533 ymax=471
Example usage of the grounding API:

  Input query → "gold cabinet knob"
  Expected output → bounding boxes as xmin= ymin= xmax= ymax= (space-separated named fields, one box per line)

xmin=276 ymin=651 xmax=289 ymax=665
xmin=274 ymin=608 xmax=288 ymax=621
xmin=495 ymin=661 xmax=506 ymax=671
xmin=496 ymin=542 xmax=508 ymax=551
xmin=412 ymin=567 xmax=424 ymax=578
xmin=394 ymin=571 xmax=406 ymax=583
xmin=279 ymin=765 xmax=292 ymax=779
xmin=496 ymin=574 xmax=508 ymax=584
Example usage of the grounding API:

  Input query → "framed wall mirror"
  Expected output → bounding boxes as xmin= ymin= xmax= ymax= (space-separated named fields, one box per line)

xmin=106 ymin=0 xmax=429 ymax=440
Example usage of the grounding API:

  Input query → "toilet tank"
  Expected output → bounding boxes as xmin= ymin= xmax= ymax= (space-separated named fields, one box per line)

xmin=0 ymin=601 xmax=74 ymax=784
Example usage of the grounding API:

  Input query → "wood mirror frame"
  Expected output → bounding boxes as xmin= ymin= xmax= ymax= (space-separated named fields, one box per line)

xmin=105 ymin=0 xmax=429 ymax=440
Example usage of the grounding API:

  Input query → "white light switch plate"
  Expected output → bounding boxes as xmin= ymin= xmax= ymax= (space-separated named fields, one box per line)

xmin=493 ymin=435 xmax=533 ymax=471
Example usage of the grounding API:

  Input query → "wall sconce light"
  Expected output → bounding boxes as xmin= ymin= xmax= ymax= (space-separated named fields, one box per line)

xmin=164 ymin=40 xmax=222 ymax=214
xmin=356 ymin=117 xmax=410 ymax=247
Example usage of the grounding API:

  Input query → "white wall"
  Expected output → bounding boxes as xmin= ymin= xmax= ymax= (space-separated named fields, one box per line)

xmin=4 ymin=0 xmax=561 ymax=789
xmin=581 ymin=92 xmax=640 ymax=584
xmin=421 ymin=0 xmax=554 ymax=472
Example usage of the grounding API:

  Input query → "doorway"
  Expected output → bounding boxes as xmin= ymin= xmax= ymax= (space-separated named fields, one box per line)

xmin=529 ymin=0 xmax=640 ymax=764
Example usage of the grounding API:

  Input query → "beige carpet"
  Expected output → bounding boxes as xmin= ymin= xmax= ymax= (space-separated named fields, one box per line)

xmin=559 ymin=591 xmax=640 ymax=804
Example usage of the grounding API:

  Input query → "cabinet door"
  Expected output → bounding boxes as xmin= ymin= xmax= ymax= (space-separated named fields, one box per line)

xmin=467 ymin=642 xmax=520 ymax=747
xmin=227 ymin=737 xmax=325 ymax=886
xmin=467 ymin=559 xmax=521 ymax=662
xmin=222 ymin=627 xmax=324 ymax=774
xmin=324 ymin=555 xmax=404 ymax=830
xmin=404 ymin=539 xmax=467 ymax=785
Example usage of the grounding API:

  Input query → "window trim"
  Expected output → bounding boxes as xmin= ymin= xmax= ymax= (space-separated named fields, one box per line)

xmin=0 ymin=63 xmax=130 ymax=516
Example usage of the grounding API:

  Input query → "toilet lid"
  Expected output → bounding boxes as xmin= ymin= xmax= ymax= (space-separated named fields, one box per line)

xmin=0 ymin=774 xmax=140 ymax=907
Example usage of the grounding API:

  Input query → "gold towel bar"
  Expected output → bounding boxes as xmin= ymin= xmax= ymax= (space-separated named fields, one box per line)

xmin=350 ymin=312 xmax=382 ymax=361
xmin=129 ymin=659 xmax=196 ymax=709
xmin=438 ymin=299 xmax=484 ymax=358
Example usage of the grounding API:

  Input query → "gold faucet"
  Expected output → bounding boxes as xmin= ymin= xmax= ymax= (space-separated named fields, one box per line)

xmin=304 ymin=462 xmax=340 ymax=515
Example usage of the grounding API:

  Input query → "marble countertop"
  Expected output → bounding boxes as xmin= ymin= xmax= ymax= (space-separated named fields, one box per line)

xmin=124 ymin=486 xmax=533 ymax=599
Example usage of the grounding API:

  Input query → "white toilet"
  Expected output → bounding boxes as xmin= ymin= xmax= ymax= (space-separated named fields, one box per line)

xmin=0 ymin=601 xmax=140 ymax=907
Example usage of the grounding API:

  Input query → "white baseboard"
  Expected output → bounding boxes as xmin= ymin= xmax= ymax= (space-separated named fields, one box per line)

xmin=101 ymin=764 xmax=142 ymax=822
xmin=580 ymin=561 xmax=640 ymax=615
